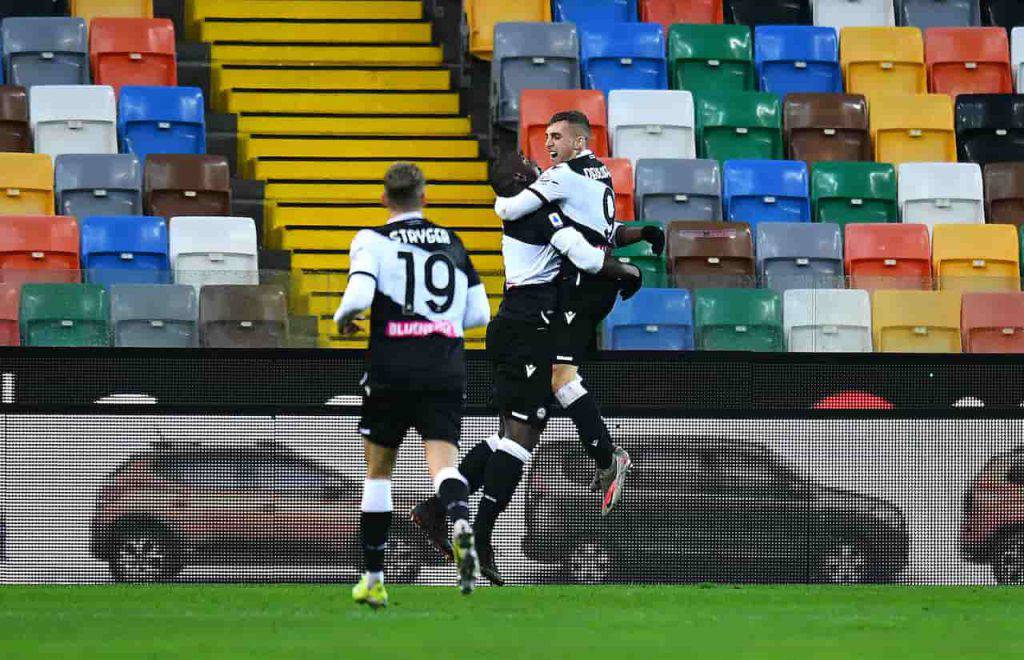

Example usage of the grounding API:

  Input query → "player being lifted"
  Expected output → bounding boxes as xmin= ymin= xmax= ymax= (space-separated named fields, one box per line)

xmin=336 ymin=163 xmax=491 ymax=608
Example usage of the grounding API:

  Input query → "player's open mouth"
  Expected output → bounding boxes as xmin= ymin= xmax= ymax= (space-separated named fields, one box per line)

xmin=549 ymin=151 xmax=558 ymax=160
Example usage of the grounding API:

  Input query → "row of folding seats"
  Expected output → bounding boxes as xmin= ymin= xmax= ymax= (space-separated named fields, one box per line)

xmin=0 ymin=17 xmax=174 ymax=92
xmin=0 ymin=152 xmax=230 ymax=218
xmin=0 ymin=215 xmax=258 ymax=290
xmin=0 ymin=282 xmax=290 ymax=348
xmin=602 ymin=286 xmax=1024 ymax=353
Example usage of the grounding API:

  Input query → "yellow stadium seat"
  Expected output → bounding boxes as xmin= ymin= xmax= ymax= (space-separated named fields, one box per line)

xmin=72 ymin=0 xmax=152 ymax=21
xmin=465 ymin=0 xmax=552 ymax=61
xmin=841 ymin=27 xmax=926 ymax=98
xmin=872 ymin=289 xmax=962 ymax=353
xmin=0 ymin=153 xmax=54 ymax=215
xmin=870 ymin=94 xmax=955 ymax=164
xmin=932 ymin=224 xmax=1020 ymax=293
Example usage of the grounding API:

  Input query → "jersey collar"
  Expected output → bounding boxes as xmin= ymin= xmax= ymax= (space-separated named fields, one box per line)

xmin=572 ymin=149 xmax=594 ymax=161
xmin=386 ymin=210 xmax=425 ymax=224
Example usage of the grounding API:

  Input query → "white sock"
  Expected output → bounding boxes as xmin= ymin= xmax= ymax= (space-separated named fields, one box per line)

xmin=366 ymin=571 xmax=384 ymax=587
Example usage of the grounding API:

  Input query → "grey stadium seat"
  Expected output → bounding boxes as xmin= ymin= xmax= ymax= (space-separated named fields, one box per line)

xmin=492 ymin=22 xmax=580 ymax=129
xmin=896 ymin=0 xmax=980 ymax=29
xmin=111 ymin=284 xmax=198 ymax=347
xmin=635 ymin=158 xmax=722 ymax=224
xmin=2 ymin=17 xmax=89 ymax=87
xmin=55 ymin=154 xmax=143 ymax=218
xmin=755 ymin=222 xmax=843 ymax=291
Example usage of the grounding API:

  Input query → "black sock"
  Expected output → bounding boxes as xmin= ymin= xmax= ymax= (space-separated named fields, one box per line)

xmin=437 ymin=478 xmax=471 ymax=525
xmin=474 ymin=450 xmax=526 ymax=548
xmin=360 ymin=511 xmax=392 ymax=572
xmin=566 ymin=393 xmax=614 ymax=470
xmin=458 ymin=438 xmax=496 ymax=494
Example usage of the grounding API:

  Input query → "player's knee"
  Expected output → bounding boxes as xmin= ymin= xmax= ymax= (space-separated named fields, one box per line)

xmin=553 ymin=375 xmax=587 ymax=409
xmin=551 ymin=364 xmax=578 ymax=391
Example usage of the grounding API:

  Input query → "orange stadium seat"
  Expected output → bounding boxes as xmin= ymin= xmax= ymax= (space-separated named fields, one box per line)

xmin=0 ymin=215 xmax=80 ymax=285
xmin=0 ymin=283 xmax=19 ymax=345
xmin=90 ymin=18 xmax=177 ymax=94
xmin=606 ymin=157 xmax=635 ymax=222
xmin=962 ymin=292 xmax=1024 ymax=353
xmin=465 ymin=0 xmax=552 ymax=61
xmin=520 ymin=89 xmax=609 ymax=169
xmin=845 ymin=223 xmax=932 ymax=290
xmin=925 ymin=27 xmax=1012 ymax=97
xmin=641 ymin=0 xmax=723 ymax=29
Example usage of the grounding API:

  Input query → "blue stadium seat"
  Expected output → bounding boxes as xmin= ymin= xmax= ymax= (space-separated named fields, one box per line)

xmin=580 ymin=22 xmax=667 ymax=97
xmin=118 ymin=86 xmax=206 ymax=161
xmin=55 ymin=154 xmax=143 ymax=218
xmin=754 ymin=26 xmax=842 ymax=96
xmin=2 ymin=17 xmax=88 ymax=86
xmin=755 ymin=222 xmax=843 ymax=291
xmin=553 ymin=0 xmax=638 ymax=24
xmin=80 ymin=215 xmax=170 ymax=286
xmin=602 ymin=288 xmax=694 ymax=350
xmin=722 ymin=160 xmax=811 ymax=230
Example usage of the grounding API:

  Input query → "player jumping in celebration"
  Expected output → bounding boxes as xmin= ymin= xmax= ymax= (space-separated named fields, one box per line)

xmin=335 ymin=162 xmax=491 ymax=608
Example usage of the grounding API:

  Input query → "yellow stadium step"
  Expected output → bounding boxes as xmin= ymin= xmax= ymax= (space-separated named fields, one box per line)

xmin=199 ymin=20 xmax=432 ymax=44
xmin=187 ymin=1 xmax=422 ymax=35
xmin=210 ymin=44 xmax=442 ymax=66
xmin=240 ymin=136 xmax=479 ymax=163
xmin=214 ymin=65 xmax=451 ymax=91
xmin=267 ymin=203 xmax=499 ymax=231
xmin=288 ymin=251 xmax=505 ymax=273
xmin=264 ymin=182 xmax=494 ymax=204
xmin=279 ymin=227 xmax=502 ymax=252
xmin=238 ymin=115 xmax=471 ymax=136
xmin=220 ymin=90 xmax=459 ymax=114
xmin=256 ymin=159 xmax=486 ymax=182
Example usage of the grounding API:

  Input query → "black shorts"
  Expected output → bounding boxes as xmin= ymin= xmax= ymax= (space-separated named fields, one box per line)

xmin=359 ymin=386 xmax=463 ymax=449
xmin=486 ymin=316 xmax=552 ymax=429
xmin=552 ymin=277 xmax=620 ymax=365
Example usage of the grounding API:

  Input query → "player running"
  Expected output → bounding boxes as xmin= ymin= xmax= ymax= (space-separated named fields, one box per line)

xmin=336 ymin=162 xmax=491 ymax=608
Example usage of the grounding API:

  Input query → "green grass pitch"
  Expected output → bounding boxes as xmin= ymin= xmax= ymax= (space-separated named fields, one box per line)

xmin=1 ymin=585 xmax=1020 ymax=659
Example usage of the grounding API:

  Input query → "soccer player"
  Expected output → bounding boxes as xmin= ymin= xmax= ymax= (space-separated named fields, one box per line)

xmin=412 ymin=152 xmax=643 ymax=585
xmin=336 ymin=162 xmax=491 ymax=608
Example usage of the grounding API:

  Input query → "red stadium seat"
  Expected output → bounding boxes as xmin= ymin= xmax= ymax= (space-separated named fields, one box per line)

xmin=0 ymin=283 xmax=19 ymax=345
xmin=844 ymin=223 xmax=931 ymax=291
xmin=962 ymin=292 xmax=1024 ymax=353
xmin=90 ymin=18 xmax=176 ymax=95
xmin=519 ymin=89 xmax=609 ymax=169
xmin=0 ymin=215 xmax=80 ymax=285
xmin=605 ymin=157 xmax=634 ymax=222
xmin=640 ymin=0 xmax=723 ymax=30
xmin=925 ymin=27 xmax=1012 ymax=97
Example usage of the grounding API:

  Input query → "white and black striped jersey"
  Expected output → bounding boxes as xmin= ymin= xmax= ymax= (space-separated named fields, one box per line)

xmin=525 ymin=150 xmax=618 ymax=250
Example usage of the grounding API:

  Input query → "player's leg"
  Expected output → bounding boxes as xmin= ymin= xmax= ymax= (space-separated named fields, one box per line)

xmin=424 ymin=439 xmax=477 ymax=594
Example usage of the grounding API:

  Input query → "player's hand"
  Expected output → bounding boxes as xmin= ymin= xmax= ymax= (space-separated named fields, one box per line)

xmin=641 ymin=224 xmax=665 ymax=256
xmin=337 ymin=318 xmax=364 ymax=337
xmin=618 ymin=263 xmax=642 ymax=301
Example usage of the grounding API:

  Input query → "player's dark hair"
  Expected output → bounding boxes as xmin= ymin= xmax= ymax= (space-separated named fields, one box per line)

xmin=489 ymin=152 xmax=540 ymax=198
xmin=548 ymin=110 xmax=592 ymax=138
xmin=384 ymin=161 xmax=426 ymax=209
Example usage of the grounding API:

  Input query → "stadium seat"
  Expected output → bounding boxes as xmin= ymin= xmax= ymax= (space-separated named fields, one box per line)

xmin=1 ymin=1 xmax=67 ymax=17
xmin=464 ymin=0 xmax=552 ymax=61
xmin=0 ymin=85 xmax=30 ymax=152
xmin=606 ymin=157 xmax=635 ymax=221
xmin=19 ymin=283 xmax=109 ymax=347
xmin=1014 ymin=27 xmax=1024 ymax=92
xmin=168 ymin=216 xmax=258 ymax=289
xmin=693 ymin=287 xmax=784 ymax=352
xmin=580 ymin=22 xmax=667 ymax=97
xmin=872 ymin=289 xmax=961 ymax=352
xmin=756 ymin=222 xmax=843 ymax=291
xmin=90 ymin=18 xmax=176 ymax=95
xmin=812 ymin=0 xmax=895 ymax=29
xmin=783 ymin=93 xmax=871 ymax=163
xmin=984 ymin=161 xmax=1024 ymax=226
xmin=845 ymin=223 xmax=932 ymax=289
xmin=955 ymin=94 xmax=1024 ymax=165
xmin=613 ymin=225 xmax=668 ymax=286
xmin=0 ymin=215 xmax=79 ymax=285
xmin=961 ymin=291 xmax=1024 ymax=353
xmin=607 ymin=90 xmax=695 ymax=163
xmin=519 ymin=89 xmax=609 ymax=169
xmin=199 ymin=284 xmax=288 ymax=348
xmin=2 ymin=17 xmax=89 ymax=87
xmin=783 ymin=288 xmax=872 ymax=352
xmin=897 ymin=0 xmax=981 ymax=29
xmin=641 ymin=0 xmax=723 ymax=28
xmin=80 ymin=215 xmax=169 ymax=286
xmin=722 ymin=159 xmax=810 ymax=230
xmin=695 ymin=92 xmax=783 ymax=161
xmin=29 ymin=85 xmax=118 ymax=160
xmin=491 ymin=23 xmax=579 ymax=130
xmin=897 ymin=162 xmax=984 ymax=232
xmin=110 ymin=283 xmax=197 ymax=348
xmin=55 ymin=154 xmax=142 ymax=218
xmin=0 ymin=283 xmax=18 ymax=345
xmin=840 ymin=27 xmax=926 ymax=98
xmin=982 ymin=1 xmax=1024 ymax=29
xmin=870 ymin=93 xmax=956 ymax=164
xmin=635 ymin=158 xmax=722 ymax=223
xmin=754 ymin=26 xmax=842 ymax=96
xmin=553 ymin=0 xmax=638 ymax=23
xmin=667 ymin=220 xmax=755 ymax=288
xmin=0 ymin=152 xmax=53 ymax=214
xmin=144 ymin=154 xmax=231 ymax=219
xmin=811 ymin=161 xmax=898 ymax=226
xmin=602 ymin=287 xmax=693 ymax=350
xmin=667 ymin=24 xmax=753 ymax=93
xmin=119 ymin=86 xmax=206 ymax=160
xmin=725 ymin=0 xmax=812 ymax=25
xmin=925 ymin=27 xmax=1012 ymax=96
xmin=932 ymin=223 xmax=1020 ymax=292
xmin=72 ymin=0 xmax=153 ymax=22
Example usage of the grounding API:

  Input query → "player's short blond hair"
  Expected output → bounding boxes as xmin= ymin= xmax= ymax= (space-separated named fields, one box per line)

xmin=384 ymin=162 xmax=426 ymax=209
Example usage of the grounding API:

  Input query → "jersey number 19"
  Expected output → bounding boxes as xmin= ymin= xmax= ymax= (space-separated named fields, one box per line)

xmin=397 ymin=251 xmax=455 ymax=315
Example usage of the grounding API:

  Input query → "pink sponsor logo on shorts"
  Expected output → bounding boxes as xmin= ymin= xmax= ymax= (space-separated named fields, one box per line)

xmin=386 ymin=320 xmax=458 ymax=338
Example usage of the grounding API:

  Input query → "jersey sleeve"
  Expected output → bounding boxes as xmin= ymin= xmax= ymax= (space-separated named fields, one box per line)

xmin=347 ymin=229 xmax=380 ymax=282
xmin=525 ymin=163 xmax=571 ymax=204
xmin=550 ymin=226 xmax=605 ymax=274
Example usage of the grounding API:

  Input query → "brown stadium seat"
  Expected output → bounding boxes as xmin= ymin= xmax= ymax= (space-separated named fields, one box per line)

xmin=199 ymin=284 xmax=288 ymax=348
xmin=667 ymin=220 xmax=754 ymax=289
xmin=0 ymin=86 xmax=30 ymax=152
xmin=984 ymin=162 xmax=1024 ymax=227
xmin=784 ymin=93 xmax=870 ymax=163
xmin=144 ymin=154 xmax=231 ymax=219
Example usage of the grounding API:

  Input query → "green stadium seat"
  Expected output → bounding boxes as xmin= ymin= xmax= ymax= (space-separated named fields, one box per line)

xmin=696 ymin=92 xmax=783 ymax=161
xmin=694 ymin=287 xmax=784 ymax=351
xmin=613 ymin=224 xmax=668 ymax=287
xmin=811 ymin=162 xmax=898 ymax=227
xmin=667 ymin=24 xmax=753 ymax=94
xmin=20 ymin=283 xmax=109 ymax=346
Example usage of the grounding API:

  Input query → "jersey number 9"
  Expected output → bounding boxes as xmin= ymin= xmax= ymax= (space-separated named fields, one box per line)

xmin=398 ymin=251 xmax=455 ymax=315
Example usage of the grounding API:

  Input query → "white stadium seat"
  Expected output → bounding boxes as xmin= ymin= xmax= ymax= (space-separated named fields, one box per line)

xmin=608 ymin=89 xmax=695 ymax=164
xmin=784 ymin=288 xmax=872 ymax=352
xmin=29 ymin=85 xmax=117 ymax=161
xmin=169 ymin=216 xmax=259 ymax=290
xmin=812 ymin=0 xmax=894 ymax=30
xmin=1012 ymin=27 xmax=1024 ymax=93
xmin=897 ymin=162 xmax=984 ymax=234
